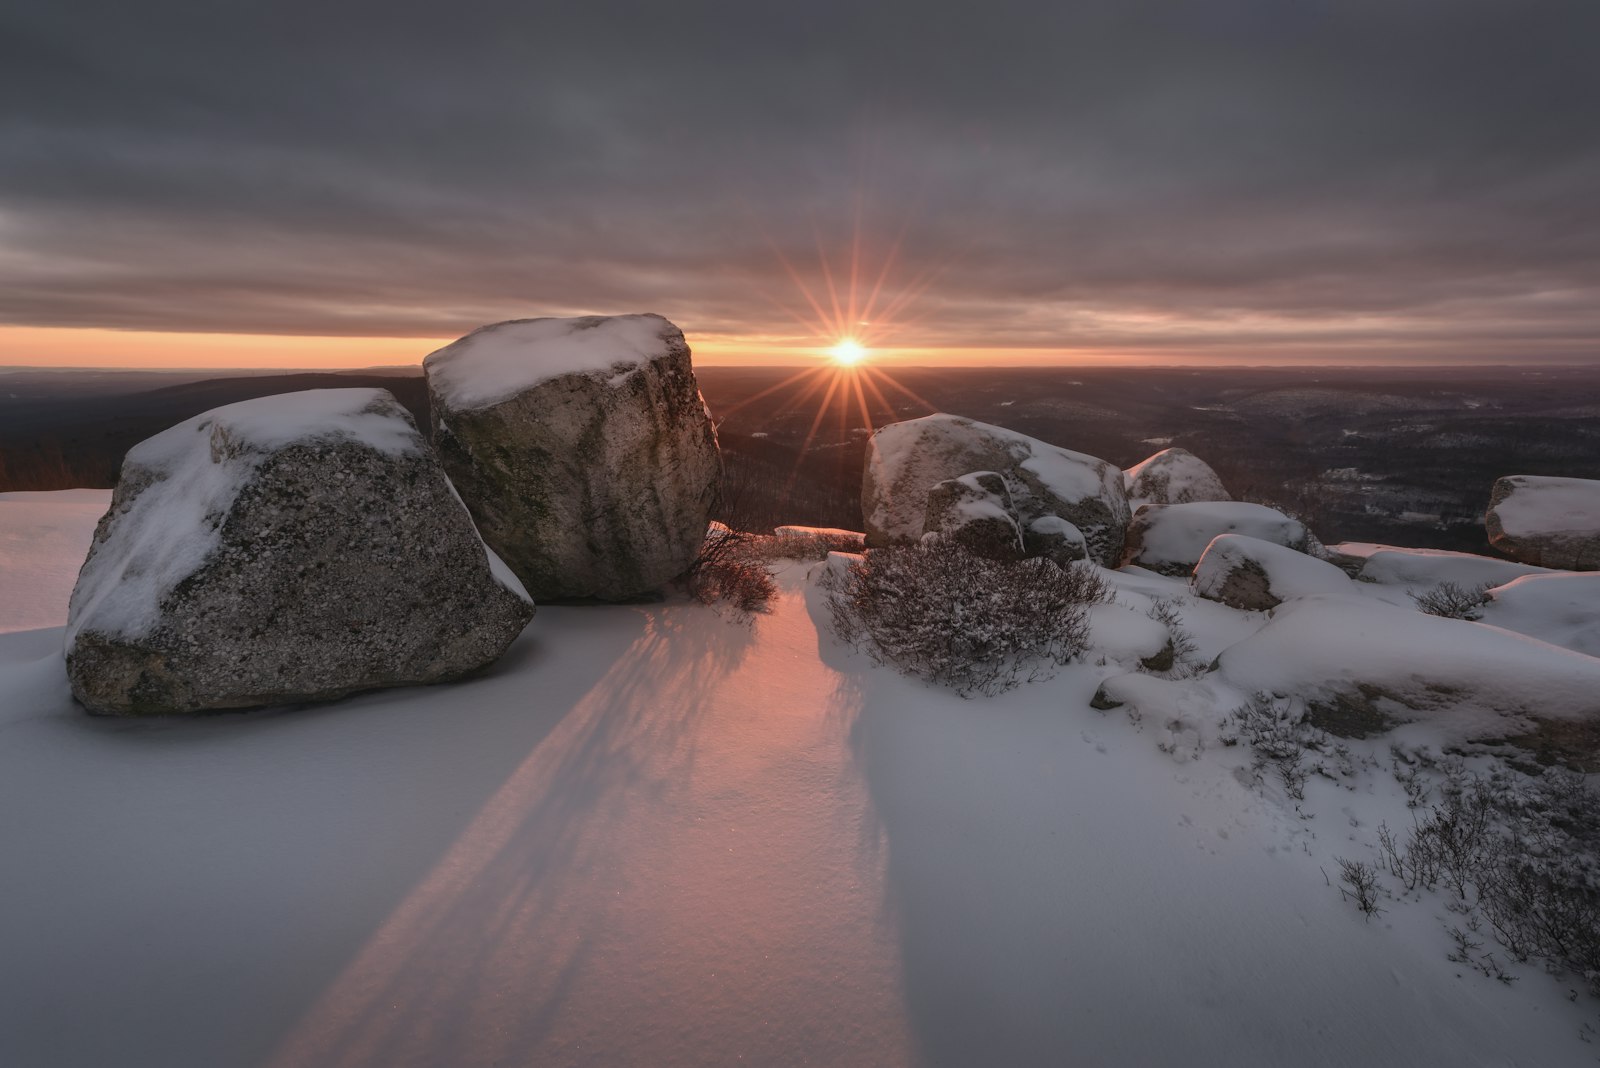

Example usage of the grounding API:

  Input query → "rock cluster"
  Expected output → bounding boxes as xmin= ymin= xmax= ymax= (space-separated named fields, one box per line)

xmin=862 ymin=414 xmax=1129 ymax=566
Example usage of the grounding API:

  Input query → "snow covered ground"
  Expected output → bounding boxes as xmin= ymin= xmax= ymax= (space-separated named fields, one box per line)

xmin=1 ymin=492 xmax=1597 ymax=1067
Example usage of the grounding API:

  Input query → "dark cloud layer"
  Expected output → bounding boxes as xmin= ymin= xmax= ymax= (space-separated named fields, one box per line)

xmin=3 ymin=0 xmax=1598 ymax=359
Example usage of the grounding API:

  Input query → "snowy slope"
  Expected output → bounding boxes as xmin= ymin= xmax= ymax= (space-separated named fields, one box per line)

xmin=1 ymin=492 xmax=1597 ymax=1067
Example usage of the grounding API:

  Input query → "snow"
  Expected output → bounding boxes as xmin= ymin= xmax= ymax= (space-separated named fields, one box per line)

xmin=775 ymin=525 xmax=866 ymax=545
xmin=423 ymin=314 xmax=681 ymax=412
xmin=63 ymin=389 xmax=437 ymax=651
xmin=2 ymin=492 xmax=1599 ymax=1066
xmin=1217 ymin=595 xmax=1600 ymax=742
xmin=0 ymin=489 xmax=109 ymax=634
xmin=1490 ymin=475 xmax=1600 ymax=538
xmin=1482 ymin=572 xmax=1600 ymax=657
xmin=1129 ymin=501 xmax=1310 ymax=570
xmin=1193 ymin=534 xmax=1353 ymax=605
xmin=1330 ymin=542 xmax=1551 ymax=590
xmin=1123 ymin=446 xmax=1230 ymax=506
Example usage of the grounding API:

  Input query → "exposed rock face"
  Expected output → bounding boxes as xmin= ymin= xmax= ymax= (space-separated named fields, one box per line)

xmin=862 ymin=414 xmax=1130 ymax=566
xmin=424 ymin=314 xmax=721 ymax=601
xmin=65 ymin=389 xmax=534 ymax=716
xmin=1122 ymin=501 xmax=1319 ymax=577
xmin=1193 ymin=534 xmax=1351 ymax=611
xmin=922 ymin=471 xmax=1025 ymax=559
xmin=1486 ymin=475 xmax=1600 ymax=571
xmin=1124 ymin=447 xmax=1231 ymax=507
xmin=1024 ymin=515 xmax=1088 ymax=566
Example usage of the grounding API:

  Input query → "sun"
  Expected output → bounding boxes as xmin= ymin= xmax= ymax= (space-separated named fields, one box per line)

xmin=830 ymin=338 xmax=867 ymax=366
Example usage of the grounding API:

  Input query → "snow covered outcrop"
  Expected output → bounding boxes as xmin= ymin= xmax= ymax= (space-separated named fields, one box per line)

xmin=1122 ymin=501 xmax=1319 ymax=577
xmin=775 ymin=525 xmax=866 ymax=548
xmin=1124 ymin=447 xmax=1230 ymax=507
xmin=1216 ymin=596 xmax=1600 ymax=747
xmin=1192 ymin=534 xmax=1351 ymax=611
xmin=1326 ymin=542 xmax=1551 ymax=589
xmin=425 ymin=314 xmax=720 ymax=601
xmin=1486 ymin=475 xmax=1600 ymax=571
xmin=921 ymin=471 xmax=1024 ymax=559
xmin=65 ymin=389 xmax=534 ymax=715
xmin=1023 ymin=515 xmax=1088 ymax=566
xmin=861 ymin=414 xmax=1129 ymax=566
xmin=1481 ymin=573 xmax=1600 ymax=658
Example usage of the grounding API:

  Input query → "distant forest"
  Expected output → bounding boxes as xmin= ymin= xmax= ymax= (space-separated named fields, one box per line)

xmin=5 ymin=364 xmax=1599 ymax=555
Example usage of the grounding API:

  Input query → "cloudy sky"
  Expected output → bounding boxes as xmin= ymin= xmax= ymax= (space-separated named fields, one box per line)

xmin=3 ymin=0 xmax=1598 ymax=366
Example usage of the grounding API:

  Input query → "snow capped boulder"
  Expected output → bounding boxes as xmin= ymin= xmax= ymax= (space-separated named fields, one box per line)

xmin=1122 ymin=501 xmax=1320 ymax=577
xmin=65 ymin=389 xmax=534 ymax=716
xmin=1216 ymin=596 xmax=1600 ymax=748
xmin=862 ymin=414 xmax=1129 ymax=566
xmin=1481 ymin=573 xmax=1600 ymax=658
xmin=1124 ymin=447 xmax=1230 ymax=507
xmin=1023 ymin=515 xmax=1088 ymax=566
xmin=1193 ymin=534 xmax=1351 ymax=611
xmin=1486 ymin=475 xmax=1600 ymax=571
xmin=922 ymin=471 xmax=1024 ymax=559
xmin=425 ymin=314 xmax=720 ymax=601
xmin=1327 ymin=542 xmax=1551 ymax=590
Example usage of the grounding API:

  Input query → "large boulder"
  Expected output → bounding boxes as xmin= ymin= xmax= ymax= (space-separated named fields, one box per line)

xmin=1486 ymin=475 xmax=1600 ymax=571
xmin=862 ymin=414 xmax=1130 ymax=566
xmin=65 ymin=389 xmax=534 ymax=716
xmin=1193 ymin=534 xmax=1351 ymax=611
xmin=424 ymin=314 xmax=720 ymax=601
xmin=1124 ymin=447 xmax=1230 ymax=507
xmin=1122 ymin=501 xmax=1320 ymax=577
xmin=921 ymin=471 xmax=1025 ymax=559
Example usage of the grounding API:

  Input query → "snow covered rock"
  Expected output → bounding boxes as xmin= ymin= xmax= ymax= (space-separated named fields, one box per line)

xmin=921 ymin=471 xmax=1024 ymax=559
xmin=1124 ymin=447 xmax=1230 ymax=507
xmin=1193 ymin=534 xmax=1351 ymax=611
xmin=425 ymin=314 xmax=720 ymax=601
xmin=1023 ymin=515 xmax=1088 ymax=566
xmin=1486 ymin=475 xmax=1600 ymax=571
xmin=862 ymin=414 xmax=1129 ymax=566
xmin=1216 ymin=596 xmax=1600 ymax=748
xmin=775 ymin=525 xmax=866 ymax=549
xmin=1122 ymin=501 xmax=1320 ymax=577
xmin=1327 ymin=542 xmax=1551 ymax=589
xmin=1481 ymin=573 xmax=1600 ymax=658
xmin=65 ymin=389 xmax=534 ymax=716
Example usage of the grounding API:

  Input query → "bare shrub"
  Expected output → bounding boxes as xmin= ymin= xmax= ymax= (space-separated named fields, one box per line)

xmin=1223 ymin=692 xmax=1336 ymax=800
xmin=1411 ymin=580 xmax=1491 ymax=621
xmin=684 ymin=527 xmax=777 ymax=616
xmin=1337 ymin=857 xmax=1385 ymax=919
xmin=827 ymin=544 xmax=1111 ymax=696
xmin=1141 ymin=596 xmax=1204 ymax=678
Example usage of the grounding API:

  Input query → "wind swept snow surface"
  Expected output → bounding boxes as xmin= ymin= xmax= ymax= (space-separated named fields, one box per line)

xmin=0 ymin=489 xmax=109 ymax=634
xmin=0 ymin=492 xmax=1596 ymax=1066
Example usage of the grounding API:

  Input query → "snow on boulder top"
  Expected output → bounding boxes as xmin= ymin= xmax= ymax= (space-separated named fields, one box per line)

xmin=67 ymin=389 xmax=447 ymax=651
xmin=423 ymin=314 xmax=686 ymax=412
xmin=861 ymin=414 xmax=1129 ymax=565
xmin=1124 ymin=447 xmax=1230 ymax=507
xmin=1122 ymin=501 xmax=1316 ymax=577
xmin=1487 ymin=475 xmax=1600 ymax=570
xmin=1192 ymin=533 xmax=1351 ymax=611
xmin=1216 ymin=595 xmax=1600 ymax=745
xmin=1481 ymin=572 xmax=1600 ymax=658
xmin=1327 ymin=542 xmax=1552 ymax=590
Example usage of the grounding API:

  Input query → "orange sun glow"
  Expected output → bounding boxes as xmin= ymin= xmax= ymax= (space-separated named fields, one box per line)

xmin=830 ymin=338 xmax=866 ymax=365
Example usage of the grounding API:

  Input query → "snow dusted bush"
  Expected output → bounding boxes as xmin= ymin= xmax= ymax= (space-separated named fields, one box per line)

xmin=1373 ymin=764 xmax=1600 ymax=994
xmin=827 ymin=544 xmax=1110 ymax=696
xmin=1411 ymin=580 xmax=1491 ymax=621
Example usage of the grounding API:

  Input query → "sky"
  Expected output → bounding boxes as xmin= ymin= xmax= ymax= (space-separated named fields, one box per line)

xmin=2 ymin=0 xmax=1598 ymax=368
